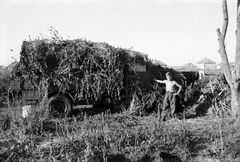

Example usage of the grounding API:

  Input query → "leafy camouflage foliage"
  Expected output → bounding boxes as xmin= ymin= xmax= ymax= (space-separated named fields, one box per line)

xmin=16 ymin=29 xmax=185 ymax=110
xmin=0 ymin=72 xmax=11 ymax=107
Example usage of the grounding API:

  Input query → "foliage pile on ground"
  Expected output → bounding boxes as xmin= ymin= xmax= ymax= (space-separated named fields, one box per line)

xmin=184 ymin=74 xmax=231 ymax=118
xmin=200 ymin=75 xmax=231 ymax=117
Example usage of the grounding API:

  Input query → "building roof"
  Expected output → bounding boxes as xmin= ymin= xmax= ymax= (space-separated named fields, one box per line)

xmin=197 ymin=57 xmax=216 ymax=64
xmin=170 ymin=63 xmax=200 ymax=72
xmin=181 ymin=63 xmax=197 ymax=69
xmin=168 ymin=66 xmax=182 ymax=70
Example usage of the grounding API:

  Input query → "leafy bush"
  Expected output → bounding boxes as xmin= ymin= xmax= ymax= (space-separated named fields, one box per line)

xmin=197 ymin=75 xmax=231 ymax=117
xmin=184 ymin=74 xmax=231 ymax=118
xmin=0 ymin=71 xmax=11 ymax=107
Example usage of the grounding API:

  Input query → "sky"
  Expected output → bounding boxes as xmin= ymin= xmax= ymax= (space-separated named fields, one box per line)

xmin=0 ymin=0 xmax=238 ymax=66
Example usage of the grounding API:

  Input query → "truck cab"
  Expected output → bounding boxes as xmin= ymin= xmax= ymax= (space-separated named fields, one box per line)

xmin=9 ymin=73 xmax=74 ymax=118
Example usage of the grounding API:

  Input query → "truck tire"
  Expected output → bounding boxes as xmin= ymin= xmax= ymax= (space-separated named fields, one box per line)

xmin=48 ymin=94 xmax=73 ymax=118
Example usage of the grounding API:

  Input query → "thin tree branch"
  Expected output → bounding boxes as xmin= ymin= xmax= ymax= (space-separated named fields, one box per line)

xmin=221 ymin=0 xmax=229 ymax=39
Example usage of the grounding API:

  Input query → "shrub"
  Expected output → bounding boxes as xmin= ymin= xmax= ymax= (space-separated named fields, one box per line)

xmin=184 ymin=74 xmax=231 ymax=118
xmin=0 ymin=71 xmax=11 ymax=108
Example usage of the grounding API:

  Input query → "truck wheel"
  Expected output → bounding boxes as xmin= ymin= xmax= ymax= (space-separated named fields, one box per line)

xmin=48 ymin=95 xmax=73 ymax=118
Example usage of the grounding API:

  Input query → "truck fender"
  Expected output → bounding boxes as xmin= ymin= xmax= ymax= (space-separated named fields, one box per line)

xmin=48 ymin=91 xmax=75 ymax=105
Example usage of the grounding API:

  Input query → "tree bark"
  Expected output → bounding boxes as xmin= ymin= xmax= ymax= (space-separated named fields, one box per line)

xmin=236 ymin=0 xmax=240 ymax=77
xmin=233 ymin=0 xmax=240 ymax=117
xmin=217 ymin=0 xmax=232 ymax=87
xmin=231 ymin=87 xmax=239 ymax=116
xmin=217 ymin=0 xmax=240 ymax=118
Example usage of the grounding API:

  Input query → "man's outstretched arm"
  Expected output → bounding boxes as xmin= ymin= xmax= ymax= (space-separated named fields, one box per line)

xmin=155 ymin=79 xmax=165 ymax=84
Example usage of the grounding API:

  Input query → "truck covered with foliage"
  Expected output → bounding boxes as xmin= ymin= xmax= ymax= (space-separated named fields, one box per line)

xmin=9 ymin=34 xmax=185 ymax=117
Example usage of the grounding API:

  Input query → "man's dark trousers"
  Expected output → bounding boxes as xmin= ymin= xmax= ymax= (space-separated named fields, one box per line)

xmin=161 ymin=92 xmax=176 ymax=121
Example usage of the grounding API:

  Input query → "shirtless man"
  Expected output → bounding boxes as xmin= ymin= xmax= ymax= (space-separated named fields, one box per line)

xmin=155 ymin=72 xmax=182 ymax=120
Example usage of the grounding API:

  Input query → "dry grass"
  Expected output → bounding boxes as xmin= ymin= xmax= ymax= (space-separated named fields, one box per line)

xmin=1 ymin=102 xmax=239 ymax=162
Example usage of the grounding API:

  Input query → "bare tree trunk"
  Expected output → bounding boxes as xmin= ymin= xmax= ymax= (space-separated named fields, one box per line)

xmin=235 ymin=0 xmax=240 ymax=76
xmin=217 ymin=0 xmax=240 ymax=118
xmin=233 ymin=0 xmax=240 ymax=117
xmin=231 ymin=87 xmax=239 ymax=116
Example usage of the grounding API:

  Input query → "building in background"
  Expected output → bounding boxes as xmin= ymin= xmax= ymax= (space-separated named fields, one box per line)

xmin=217 ymin=62 xmax=234 ymax=70
xmin=196 ymin=57 xmax=216 ymax=71
xmin=169 ymin=62 xmax=198 ymax=71
xmin=180 ymin=63 xmax=198 ymax=71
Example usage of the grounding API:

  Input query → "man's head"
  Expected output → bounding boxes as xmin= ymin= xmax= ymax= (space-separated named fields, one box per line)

xmin=166 ymin=72 xmax=172 ymax=80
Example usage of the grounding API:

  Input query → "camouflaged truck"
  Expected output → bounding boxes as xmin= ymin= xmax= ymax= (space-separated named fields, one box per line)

xmin=8 ymin=40 xmax=186 ymax=118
